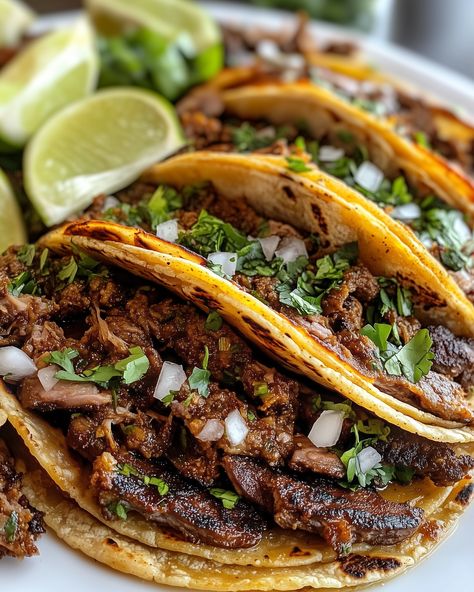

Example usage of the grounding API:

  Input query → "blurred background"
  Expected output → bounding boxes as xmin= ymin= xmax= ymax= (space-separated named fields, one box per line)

xmin=19 ymin=0 xmax=474 ymax=80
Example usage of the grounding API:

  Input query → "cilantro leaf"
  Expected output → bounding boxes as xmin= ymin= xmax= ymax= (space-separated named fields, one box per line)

xmin=8 ymin=271 xmax=38 ymax=296
xmin=45 ymin=348 xmax=79 ymax=374
xmin=209 ymin=488 xmax=240 ymax=509
xmin=188 ymin=345 xmax=211 ymax=397
xmin=17 ymin=244 xmax=35 ymax=266
xmin=286 ymin=156 xmax=312 ymax=173
xmin=114 ymin=346 xmax=150 ymax=384
xmin=361 ymin=324 xmax=434 ymax=383
xmin=4 ymin=511 xmax=18 ymax=543
xmin=205 ymin=311 xmax=223 ymax=331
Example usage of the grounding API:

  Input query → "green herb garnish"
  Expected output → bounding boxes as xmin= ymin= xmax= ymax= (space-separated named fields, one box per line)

xmin=209 ymin=488 xmax=240 ymax=509
xmin=188 ymin=345 xmax=211 ymax=396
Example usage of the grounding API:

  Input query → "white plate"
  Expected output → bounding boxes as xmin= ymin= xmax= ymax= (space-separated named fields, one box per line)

xmin=4 ymin=3 xmax=474 ymax=591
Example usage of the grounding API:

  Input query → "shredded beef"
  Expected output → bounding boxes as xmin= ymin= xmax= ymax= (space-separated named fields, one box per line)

xmin=288 ymin=435 xmax=345 ymax=479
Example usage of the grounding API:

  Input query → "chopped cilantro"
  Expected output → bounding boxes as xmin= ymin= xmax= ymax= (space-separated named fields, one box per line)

xmin=339 ymin=425 xmax=392 ymax=488
xmin=247 ymin=409 xmax=256 ymax=421
xmin=117 ymin=463 xmax=169 ymax=496
xmin=231 ymin=122 xmax=284 ymax=152
xmin=109 ymin=501 xmax=128 ymax=520
xmin=17 ymin=244 xmax=35 ymax=266
xmin=205 ymin=311 xmax=223 ymax=331
xmin=4 ymin=511 xmax=18 ymax=543
xmin=39 ymin=248 xmax=49 ymax=273
xmin=209 ymin=488 xmax=240 ymax=509
xmin=188 ymin=345 xmax=211 ymax=397
xmin=312 ymin=394 xmax=356 ymax=420
xmin=286 ymin=156 xmax=312 ymax=173
xmin=57 ymin=256 xmax=78 ymax=284
xmin=414 ymin=131 xmax=431 ymax=149
xmin=361 ymin=323 xmax=434 ymax=383
xmin=46 ymin=347 xmax=149 ymax=387
xmin=253 ymin=382 xmax=268 ymax=397
xmin=336 ymin=130 xmax=354 ymax=143
xmin=161 ymin=392 xmax=176 ymax=406
xmin=8 ymin=271 xmax=37 ymax=296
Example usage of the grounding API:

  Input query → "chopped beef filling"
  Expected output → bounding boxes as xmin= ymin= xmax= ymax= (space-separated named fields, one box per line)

xmin=0 ymin=439 xmax=45 ymax=559
xmin=1 ymin=246 xmax=472 ymax=554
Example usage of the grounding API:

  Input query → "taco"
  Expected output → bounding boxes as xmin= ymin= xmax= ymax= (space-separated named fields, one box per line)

xmin=177 ymin=66 xmax=474 ymax=303
xmin=0 ymin=243 xmax=473 ymax=589
xmin=304 ymin=50 xmax=474 ymax=177
xmin=44 ymin=151 xmax=474 ymax=443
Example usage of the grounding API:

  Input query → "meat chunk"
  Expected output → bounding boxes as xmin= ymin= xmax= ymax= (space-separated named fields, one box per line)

xmin=376 ymin=371 xmax=474 ymax=425
xmin=223 ymin=455 xmax=423 ymax=555
xmin=374 ymin=426 xmax=474 ymax=486
xmin=288 ymin=435 xmax=345 ymax=479
xmin=0 ymin=440 xmax=45 ymax=559
xmin=427 ymin=324 xmax=474 ymax=390
xmin=91 ymin=451 xmax=265 ymax=549
xmin=19 ymin=376 xmax=110 ymax=412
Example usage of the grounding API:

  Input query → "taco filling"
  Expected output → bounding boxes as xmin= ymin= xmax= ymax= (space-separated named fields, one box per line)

xmin=86 ymin=179 xmax=474 ymax=427
xmin=0 ymin=438 xmax=45 ymax=559
xmin=178 ymin=87 xmax=474 ymax=302
xmin=2 ymin=246 xmax=473 ymax=554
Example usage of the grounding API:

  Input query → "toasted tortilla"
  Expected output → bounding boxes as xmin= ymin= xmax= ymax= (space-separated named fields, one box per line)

xmin=306 ymin=51 xmax=474 ymax=155
xmin=216 ymin=69 xmax=474 ymax=221
xmin=42 ymin=152 xmax=474 ymax=441
xmin=2 ymin=388 xmax=472 ymax=590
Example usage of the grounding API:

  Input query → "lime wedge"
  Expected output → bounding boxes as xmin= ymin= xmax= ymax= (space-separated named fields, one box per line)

xmin=0 ymin=0 xmax=35 ymax=47
xmin=0 ymin=18 xmax=99 ymax=147
xmin=0 ymin=169 xmax=26 ymax=252
xmin=85 ymin=0 xmax=221 ymax=55
xmin=24 ymin=87 xmax=185 ymax=226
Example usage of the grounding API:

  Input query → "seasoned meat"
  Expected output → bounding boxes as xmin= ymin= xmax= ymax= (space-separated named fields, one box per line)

xmin=150 ymin=298 xmax=298 ymax=432
xmin=288 ymin=435 xmax=345 ymax=479
xmin=18 ymin=375 xmax=111 ymax=411
xmin=0 ymin=439 xmax=45 ymax=559
xmin=427 ymin=324 xmax=474 ymax=390
xmin=91 ymin=451 xmax=265 ymax=548
xmin=223 ymin=455 xmax=423 ymax=555
xmin=342 ymin=265 xmax=380 ymax=303
xmin=374 ymin=426 xmax=474 ymax=486
xmin=376 ymin=371 xmax=474 ymax=425
xmin=168 ymin=431 xmax=220 ymax=486
xmin=67 ymin=413 xmax=108 ymax=462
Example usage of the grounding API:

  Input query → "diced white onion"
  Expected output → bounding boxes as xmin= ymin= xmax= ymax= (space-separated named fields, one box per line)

xmin=318 ymin=145 xmax=345 ymax=162
xmin=102 ymin=195 xmax=120 ymax=211
xmin=153 ymin=361 xmax=187 ymax=401
xmin=354 ymin=161 xmax=384 ymax=192
xmin=0 ymin=346 xmax=37 ymax=382
xmin=391 ymin=203 xmax=421 ymax=221
xmin=257 ymin=235 xmax=280 ymax=261
xmin=225 ymin=409 xmax=249 ymax=446
xmin=257 ymin=40 xmax=280 ymax=62
xmin=356 ymin=446 xmax=382 ymax=474
xmin=208 ymin=252 xmax=237 ymax=277
xmin=197 ymin=419 xmax=224 ymax=442
xmin=155 ymin=219 xmax=179 ymax=243
xmin=37 ymin=365 xmax=59 ymax=392
xmin=257 ymin=40 xmax=305 ymax=72
xmin=275 ymin=237 xmax=308 ymax=264
xmin=308 ymin=410 xmax=344 ymax=448
xmin=453 ymin=216 xmax=472 ymax=244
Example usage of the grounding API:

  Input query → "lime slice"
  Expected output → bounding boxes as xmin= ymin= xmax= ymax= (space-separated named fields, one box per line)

xmin=24 ymin=87 xmax=185 ymax=226
xmin=0 ymin=18 xmax=99 ymax=147
xmin=0 ymin=169 xmax=26 ymax=252
xmin=0 ymin=0 xmax=35 ymax=47
xmin=85 ymin=0 xmax=221 ymax=55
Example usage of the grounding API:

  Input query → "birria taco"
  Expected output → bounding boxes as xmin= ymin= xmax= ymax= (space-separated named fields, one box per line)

xmin=0 ymin=243 xmax=473 ymax=589
xmin=44 ymin=151 xmax=474 ymax=443
xmin=177 ymin=66 xmax=474 ymax=303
